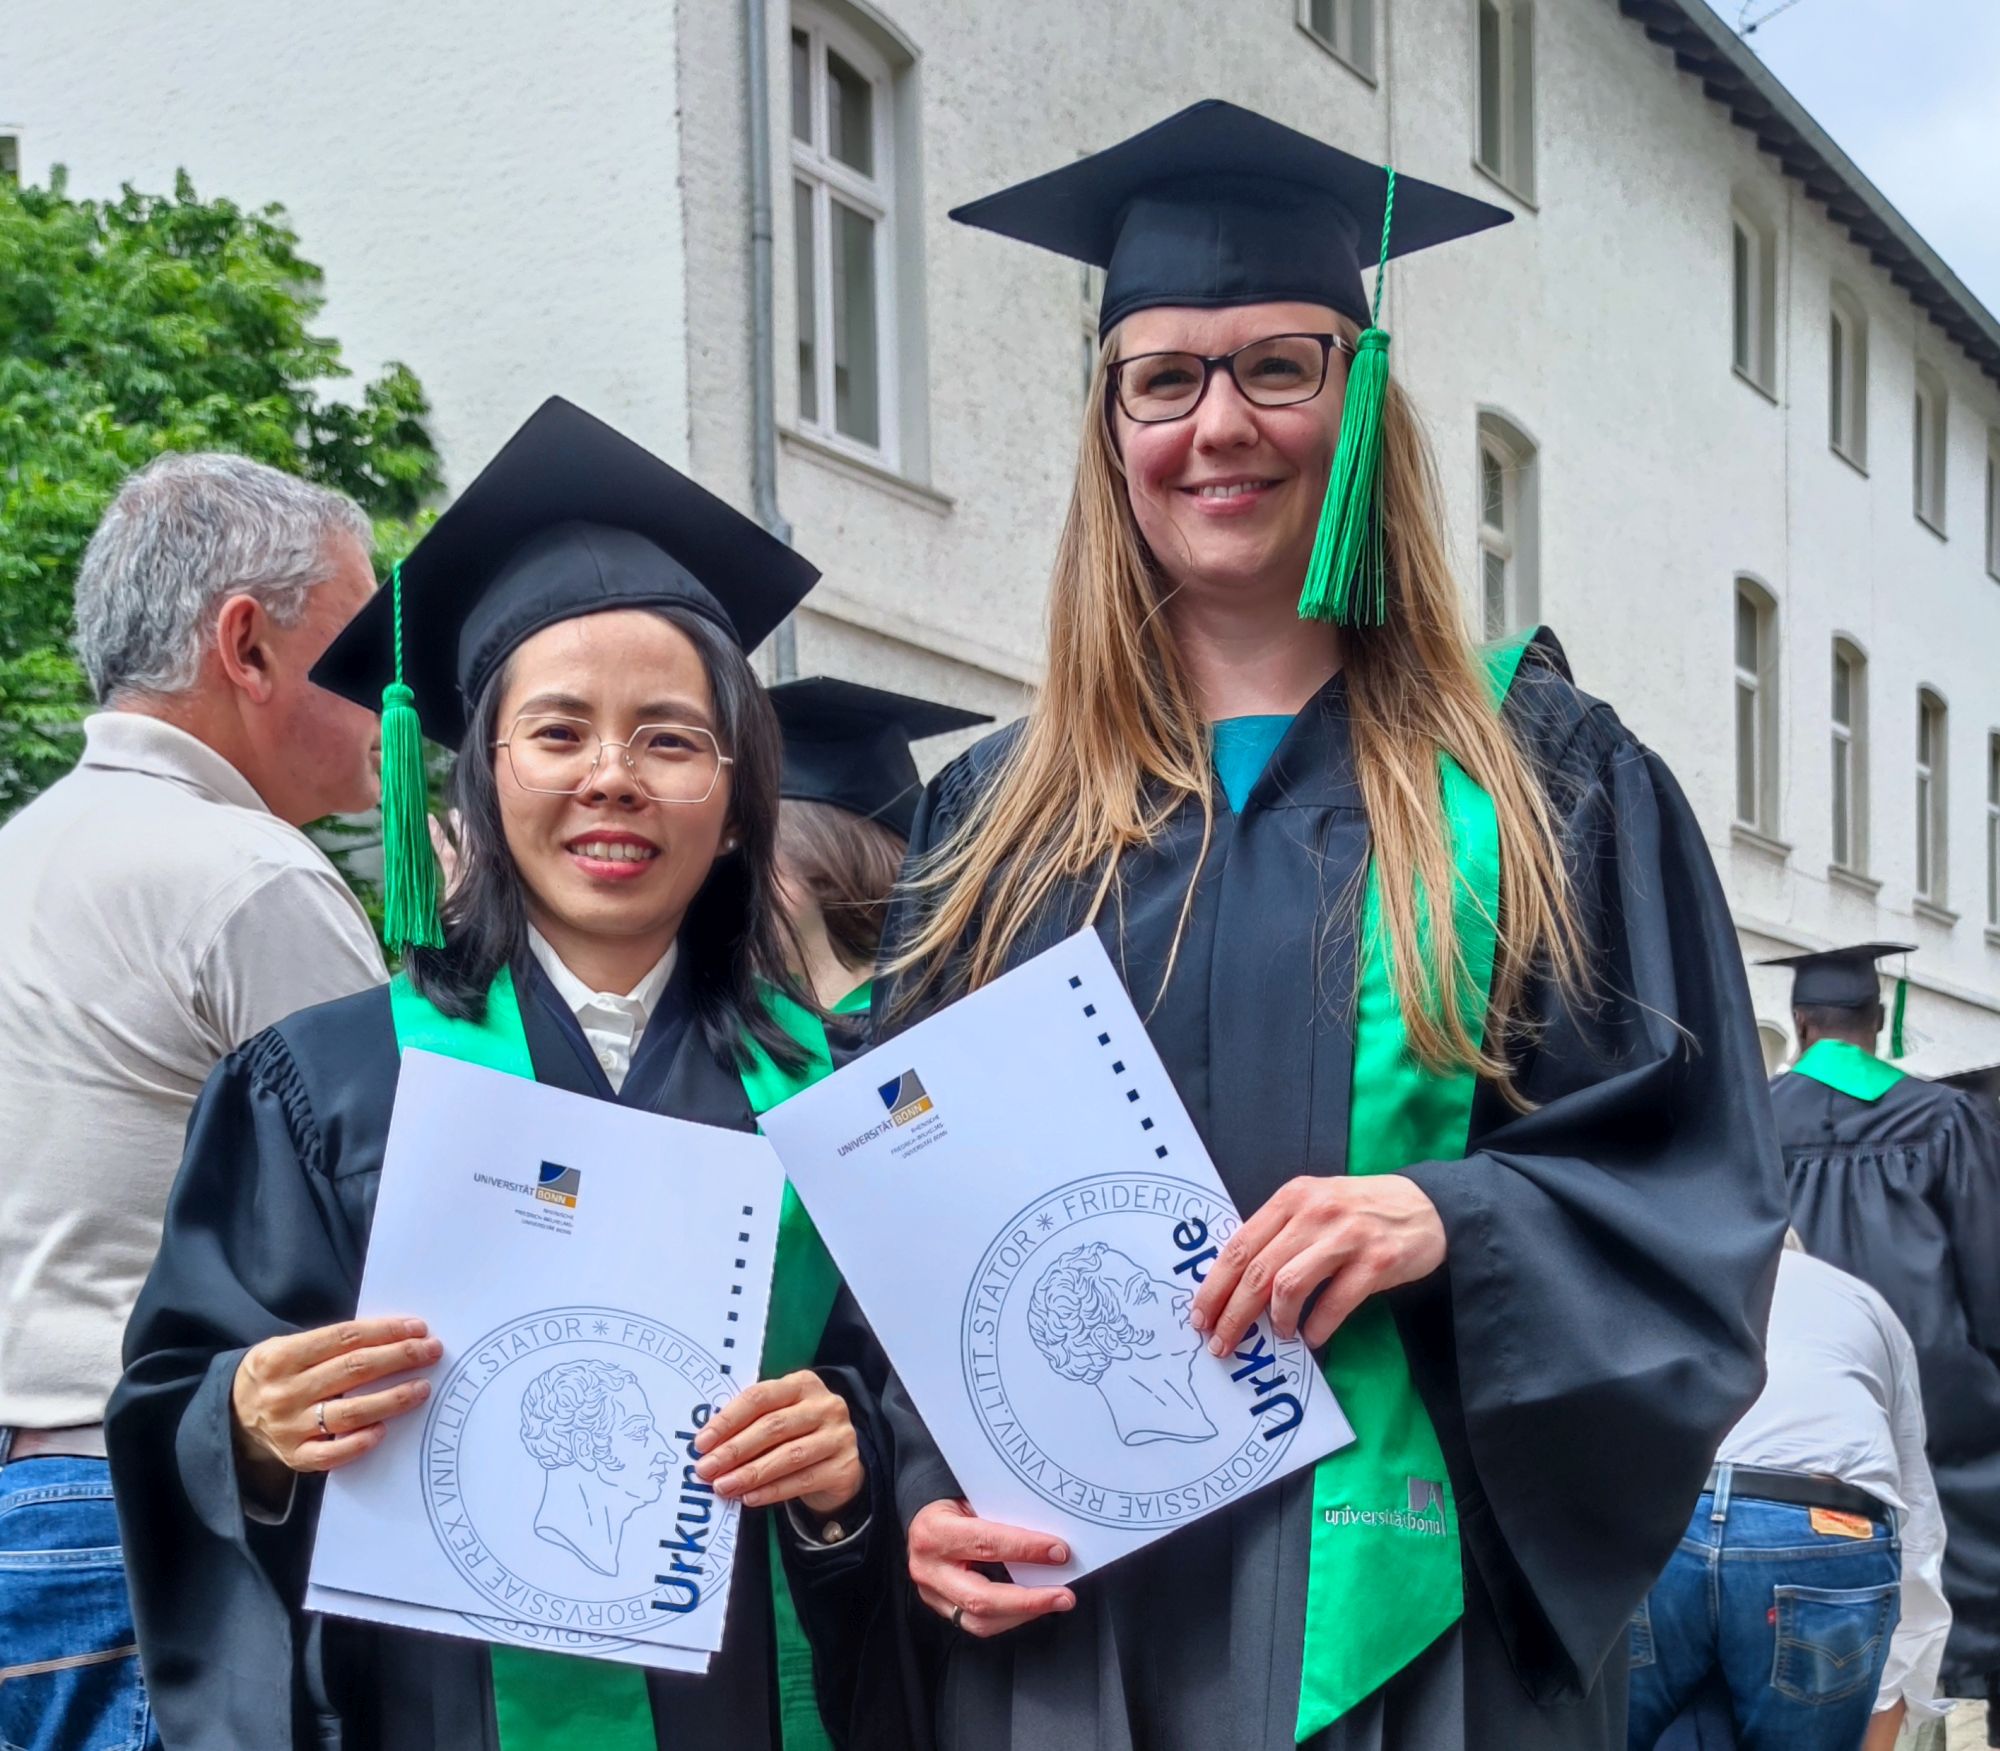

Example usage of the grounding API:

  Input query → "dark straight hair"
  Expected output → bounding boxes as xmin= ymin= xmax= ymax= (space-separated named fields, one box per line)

xmin=405 ymin=604 xmax=811 ymax=1073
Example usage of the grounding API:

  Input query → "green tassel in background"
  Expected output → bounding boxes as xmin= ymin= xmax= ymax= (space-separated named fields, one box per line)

xmin=378 ymin=563 xmax=443 ymax=955
xmin=1298 ymin=166 xmax=1398 ymax=629
xmin=1889 ymin=974 xmax=1908 ymax=1059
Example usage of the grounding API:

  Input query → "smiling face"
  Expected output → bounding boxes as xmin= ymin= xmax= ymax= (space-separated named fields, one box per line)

xmin=1111 ymin=301 xmax=1349 ymax=607
xmin=493 ymin=609 xmax=732 ymax=976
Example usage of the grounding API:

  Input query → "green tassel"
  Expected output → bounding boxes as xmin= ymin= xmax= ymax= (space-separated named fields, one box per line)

xmin=1298 ymin=327 xmax=1392 ymax=626
xmin=378 ymin=563 xmax=442 ymax=955
xmin=1889 ymin=974 xmax=1908 ymax=1059
xmin=1298 ymin=165 xmax=1398 ymax=629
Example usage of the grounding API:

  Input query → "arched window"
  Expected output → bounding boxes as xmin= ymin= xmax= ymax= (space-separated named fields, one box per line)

xmin=1756 ymin=1022 xmax=1790 ymax=1077
xmin=1913 ymin=362 xmax=1948 ymax=534
xmin=1828 ymin=287 xmax=1867 ymax=468
xmin=1733 ymin=579 xmax=1779 ymax=835
xmin=1916 ymin=688 xmax=1948 ymax=905
xmin=1830 ymin=638 xmax=1868 ymax=874
xmin=1476 ymin=413 xmax=1538 ymax=639
xmin=1731 ymin=199 xmax=1777 ymax=395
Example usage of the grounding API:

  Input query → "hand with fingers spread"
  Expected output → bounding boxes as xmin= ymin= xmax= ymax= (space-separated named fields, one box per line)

xmin=229 ymin=1316 xmax=443 ymax=1500
xmin=1188 ymin=1174 xmax=1447 ymax=1358
xmin=689 ymin=1369 xmax=864 ymax=1516
xmin=908 ymin=1499 xmax=1076 ymax=1637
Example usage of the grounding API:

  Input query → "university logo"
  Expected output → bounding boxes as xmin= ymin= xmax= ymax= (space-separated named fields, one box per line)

xmin=535 ymin=1161 xmax=582 ymax=1209
xmin=876 ymin=1070 xmax=933 ymax=1126
xmin=1407 ymin=1477 xmax=1446 ymax=1518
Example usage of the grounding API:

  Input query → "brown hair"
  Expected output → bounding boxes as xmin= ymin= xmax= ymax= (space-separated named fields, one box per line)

xmin=889 ymin=329 xmax=1584 ymax=1103
xmin=777 ymin=799 xmax=908 ymax=974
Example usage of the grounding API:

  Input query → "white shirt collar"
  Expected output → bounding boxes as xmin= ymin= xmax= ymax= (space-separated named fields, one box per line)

xmin=525 ymin=927 xmax=678 ymax=1093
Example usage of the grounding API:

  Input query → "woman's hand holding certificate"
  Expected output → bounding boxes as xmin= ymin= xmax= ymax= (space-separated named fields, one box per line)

xmin=1187 ymin=1174 xmax=1447 ymax=1356
xmin=692 ymin=1368 xmax=864 ymax=1514
xmin=231 ymin=1316 xmax=444 ymax=1492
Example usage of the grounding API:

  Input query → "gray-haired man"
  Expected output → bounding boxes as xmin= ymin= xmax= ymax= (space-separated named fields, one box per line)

xmin=0 ymin=454 xmax=388 ymax=1749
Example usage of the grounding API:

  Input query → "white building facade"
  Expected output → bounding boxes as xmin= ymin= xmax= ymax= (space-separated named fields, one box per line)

xmin=10 ymin=0 xmax=2000 ymax=1069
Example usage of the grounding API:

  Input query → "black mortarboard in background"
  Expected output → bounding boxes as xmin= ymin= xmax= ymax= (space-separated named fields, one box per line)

xmin=948 ymin=98 xmax=1511 ymax=334
xmin=1758 ymin=942 xmax=1915 ymax=1009
xmin=312 ymin=396 xmax=820 ymax=751
xmin=770 ymin=676 xmax=991 ymax=841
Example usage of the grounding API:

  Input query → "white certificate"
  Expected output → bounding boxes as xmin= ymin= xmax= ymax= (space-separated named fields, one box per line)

xmin=305 ymin=1049 xmax=784 ymax=1670
xmin=758 ymin=929 xmax=1352 ymax=1584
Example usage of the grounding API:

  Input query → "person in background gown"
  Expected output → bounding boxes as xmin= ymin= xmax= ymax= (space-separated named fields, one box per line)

xmin=868 ymin=100 xmax=1788 ymax=1751
xmin=769 ymin=676 xmax=990 ymax=1016
xmin=1762 ymin=942 xmax=2000 ymax=1747
xmin=108 ymin=398 xmax=923 ymax=1751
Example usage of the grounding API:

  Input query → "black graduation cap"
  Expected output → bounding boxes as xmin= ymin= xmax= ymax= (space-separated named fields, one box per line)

xmin=1758 ymin=942 xmax=1915 ymax=1009
xmin=770 ymin=676 xmax=992 ymax=841
xmin=312 ymin=396 xmax=820 ymax=751
xmin=949 ymin=98 xmax=1512 ymax=334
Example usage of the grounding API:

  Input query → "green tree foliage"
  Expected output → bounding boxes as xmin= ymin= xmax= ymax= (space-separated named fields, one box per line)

xmin=0 ymin=167 xmax=442 ymax=813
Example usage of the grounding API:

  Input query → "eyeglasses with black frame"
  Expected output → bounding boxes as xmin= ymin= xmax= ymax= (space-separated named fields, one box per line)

xmin=1108 ymin=332 xmax=1354 ymax=424
xmin=494 ymin=715 xmax=734 ymax=805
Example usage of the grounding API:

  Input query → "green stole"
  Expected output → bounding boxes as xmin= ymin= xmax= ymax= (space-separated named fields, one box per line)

xmin=1294 ymin=634 xmax=1531 ymax=1739
xmin=1790 ymin=1036 xmax=1905 ymax=1103
xmin=386 ymin=969 xmax=845 ymax=1751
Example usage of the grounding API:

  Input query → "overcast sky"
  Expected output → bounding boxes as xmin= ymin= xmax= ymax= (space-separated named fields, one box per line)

xmin=1734 ymin=0 xmax=2000 ymax=315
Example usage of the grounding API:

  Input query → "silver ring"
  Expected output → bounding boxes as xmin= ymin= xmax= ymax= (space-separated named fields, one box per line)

xmin=950 ymin=1603 xmax=966 ymax=1632
xmin=314 ymin=1401 xmax=332 ymax=1440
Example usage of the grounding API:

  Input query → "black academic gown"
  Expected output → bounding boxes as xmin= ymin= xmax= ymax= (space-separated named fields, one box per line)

xmin=1774 ymin=1062 xmax=2000 ymax=1691
xmin=873 ymin=634 xmax=1787 ymax=1751
xmin=107 ymin=959 xmax=924 ymax=1751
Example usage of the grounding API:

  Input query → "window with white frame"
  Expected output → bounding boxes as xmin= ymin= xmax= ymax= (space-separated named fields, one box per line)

xmin=1731 ymin=205 xmax=1776 ymax=394
xmin=1474 ymin=0 xmax=1535 ymax=200
xmin=1476 ymin=414 xmax=1538 ymax=639
xmin=1831 ymin=640 xmax=1868 ymax=873
xmin=1916 ymin=688 xmax=1948 ymax=905
xmin=1913 ymin=362 xmax=1947 ymax=533
xmin=790 ymin=12 xmax=897 ymax=460
xmin=1828 ymin=287 xmax=1867 ymax=467
xmin=1985 ymin=429 xmax=2000 ymax=581
xmin=1301 ymin=0 xmax=1375 ymax=79
xmin=1734 ymin=580 xmax=1779 ymax=835
xmin=1987 ymin=731 xmax=2000 ymax=928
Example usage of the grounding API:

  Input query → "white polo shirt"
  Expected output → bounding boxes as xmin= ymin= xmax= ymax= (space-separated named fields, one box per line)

xmin=0 ymin=713 xmax=386 ymax=1429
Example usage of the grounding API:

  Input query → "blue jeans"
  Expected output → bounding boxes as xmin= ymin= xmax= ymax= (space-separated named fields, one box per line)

xmin=1628 ymin=1478 xmax=1901 ymax=1751
xmin=0 ymin=1453 xmax=157 ymax=1751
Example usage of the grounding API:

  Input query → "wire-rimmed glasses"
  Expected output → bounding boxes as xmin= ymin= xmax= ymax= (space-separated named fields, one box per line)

xmin=494 ymin=715 xmax=733 ymax=805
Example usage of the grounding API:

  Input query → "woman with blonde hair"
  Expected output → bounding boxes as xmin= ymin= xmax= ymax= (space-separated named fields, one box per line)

xmin=874 ymin=102 xmax=1786 ymax=1750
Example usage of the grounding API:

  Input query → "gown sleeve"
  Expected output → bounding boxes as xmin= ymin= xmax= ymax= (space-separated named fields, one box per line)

xmin=106 ymin=1027 xmax=363 ymax=1751
xmin=1397 ymin=694 xmax=1789 ymax=1700
xmin=1937 ymin=1092 xmax=2000 ymax=1365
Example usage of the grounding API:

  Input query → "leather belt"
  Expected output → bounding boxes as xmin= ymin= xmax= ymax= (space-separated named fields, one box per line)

xmin=1708 ymin=1463 xmax=1888 ymax=1522
xmin=2 ymin=1424 xmax=109 ymax=1461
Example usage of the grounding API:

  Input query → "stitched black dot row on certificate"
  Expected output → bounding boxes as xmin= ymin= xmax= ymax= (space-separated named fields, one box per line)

xmin=1069 ymin=970 xmax=1169 ymax=1159
xmin=722 ymin=1204 xmax=756 ymax=1372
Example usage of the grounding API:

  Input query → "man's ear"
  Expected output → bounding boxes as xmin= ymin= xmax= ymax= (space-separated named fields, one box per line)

xmin=212 ymin=593 xmax=276 ymax=705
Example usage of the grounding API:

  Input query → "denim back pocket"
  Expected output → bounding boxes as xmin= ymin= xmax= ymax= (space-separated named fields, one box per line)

xmin=1770 ymin=1581 xmax=1900 ymax=1705
xmin=1627 ymin=1595 xmax=1656 ymax=1670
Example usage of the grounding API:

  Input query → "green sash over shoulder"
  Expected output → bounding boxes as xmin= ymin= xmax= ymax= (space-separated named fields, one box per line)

xmin=1295 ymin=634 xmax=1532 ymax=1738
xmin=386 ymin=968 xmax=847 ymax=1751
xmin=1789 ymin=1036 xmax=1905 ymax=1103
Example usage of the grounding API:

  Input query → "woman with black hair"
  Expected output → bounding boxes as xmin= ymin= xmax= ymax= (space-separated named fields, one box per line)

xmin=108 ymin=401 xmax=911 ymax=1751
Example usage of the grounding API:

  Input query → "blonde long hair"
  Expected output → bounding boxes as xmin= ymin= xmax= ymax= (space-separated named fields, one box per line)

xmin=892 ymin=335 xmax=1583 ymax=1100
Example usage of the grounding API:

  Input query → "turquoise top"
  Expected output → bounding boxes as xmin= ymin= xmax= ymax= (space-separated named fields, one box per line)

xmin=1210 ymin=715 xmax=1295 ymax=813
